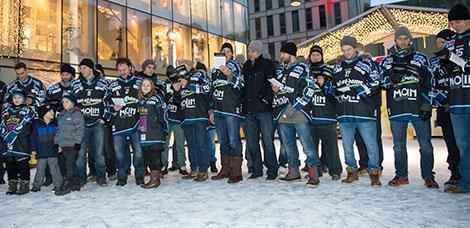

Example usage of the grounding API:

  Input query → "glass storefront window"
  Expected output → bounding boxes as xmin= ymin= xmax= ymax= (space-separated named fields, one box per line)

xmin=62 ymin=0 xmax=96 ymax=65
xmin=0 ymin=0 xmax=20 ymax=57
xmin=192 ymin=29 xmax=208 ymax=66
xmin=152 ymin=0 xmax=172 ymax=20
xmin=152 ymin=16 xmax=171 ymax=75
xmin=234 ymin=2 xmax=248 ymax=43
xmin=22 ymin=0 xmax=62 ymax=62
xmin=221 ymin=0 xmax=235 ymax=39
xmin=127 ymin=9 xmax=151 ymax=70
xmin=97 ymin=1 xmax=126 ymax=69
xmin=235 ymin=41 xmax=247 ymax=58
xmin=173 ymin=0 xmax=190 ymax=25
xmin=172 ymin=23 xmax=192 ymax=64
xmin=207 ymin=0 xmax=222 ymax=35
xmin=208 ymin=33 xmax=222 ymax=68
xmin=191 ymin=0 xmax=208 ymax=30
xmin=128 ymin=0 xmax=150 ymax=12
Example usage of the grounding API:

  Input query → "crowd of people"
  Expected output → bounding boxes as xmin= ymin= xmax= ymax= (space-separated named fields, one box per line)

xmin=0 ymin=4 xmax=469 ymax=196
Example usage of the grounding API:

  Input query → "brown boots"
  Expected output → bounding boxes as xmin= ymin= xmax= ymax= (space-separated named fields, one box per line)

xmin=211 ymin=156 xmax=243 ymax=183
xmin=141 ymin=170 xmax=161 ymax=189
xmin=369 ymin=170 xmax=381 ymax=187
xmin=228 ymin=157 xmax=243 ymax=183
xmin=342 ymin=167 xmax=359 ymax=184
xmin=211 ymin=156 xmax=232 ymax=180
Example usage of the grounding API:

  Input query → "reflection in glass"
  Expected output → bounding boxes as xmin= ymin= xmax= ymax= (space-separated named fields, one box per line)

xmin=62 ymin=0 xmax=96 ymax=64
xmin=22 ymin=0 xmax=61 ymax=62
xmin=127 ymin=0 xmax=150 ymax=12
xmin=207 ymin=0 xmax=222 ymax=35
xmin=208 ymin=34 xmax=222 ymax=68
xmin=192 ymin=29 xmax=208 ymax=66
xmin=152 ymin=0 xmax=172 ymax=19
xmin=191 ymin=0 xmax=207 ymax=30
xmin=0 ymin=0 xmax=21 ymax=57
xmin=152 ymin=17 xmax=171 ymax=75
xmin=221 ymin=0 xmax=234 ymax=38
xmin=172 ymin=23 xmax=192 ymax=63
xmin=97 ymin=1 xmax=126 ymax=69
xmin=173 ymin=0 xmax=190 ymax=25
xmin=234 ymin=2 xmax=248 ymax=43
xmin=127 ymin=9 xmax=151 ymax=70
xmin=235 ymin=41 xmax=247 ymax=58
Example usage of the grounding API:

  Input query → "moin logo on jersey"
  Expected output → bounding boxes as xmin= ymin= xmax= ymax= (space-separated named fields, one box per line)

xmin=273 ymin=96 xmax=289 ymax=107
xmin=119 ymin=107 xmax=137 ymax=117
xmin=181 ymin=98 xmax=196 ymax=108
xmin=393 ymin=88 xmax=417 ymax=101
xmin=213 ymin=89 xmax=224 ymax=100
xmin=313 ymin=95 xmax=326 ymax=106
xmin=449 ymin=74 xmax=470 ymax=88
xmin=82 ymin=107 xmax=100 ymax=117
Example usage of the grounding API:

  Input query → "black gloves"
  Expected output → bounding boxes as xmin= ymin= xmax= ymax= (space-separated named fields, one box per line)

xmin=420 ymin=104 xmax=432 ymax=121
xmin=435 ymin=48 xmax=450 ymax=61
xmin=74 ymin=143 xmax=81 ymax=151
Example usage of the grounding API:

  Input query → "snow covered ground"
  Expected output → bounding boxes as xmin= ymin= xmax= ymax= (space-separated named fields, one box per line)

xmin=1 ymin=138 xmax=470 ymax=227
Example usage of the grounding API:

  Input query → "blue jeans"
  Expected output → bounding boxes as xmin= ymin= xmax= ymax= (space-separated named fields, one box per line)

xmin=279 ymin=123 xmax=321 ymax=169
xmin=113 ymin=131 xmax=144 ymax=181
xmin=76 ymin=124 xmax=106 ymax=183
xmin=339 ymin=121 xmax=380 ymax=170
xmin=207 ymin=126 xmax=217 ymax=162
xmin=244 ymin=112 xmax=278 ymax=176
xmin=215 ymin=115 xmax=243 ymax=157
xmin=183 ymin=122 xmax=211 ymax=173
xmin=450 ymin=113 xmax=470 ymax=192
xmin=390 ymin=120 xmax=434 ymax=179
xmin=276 ymin=124 xmax=288 ymax=167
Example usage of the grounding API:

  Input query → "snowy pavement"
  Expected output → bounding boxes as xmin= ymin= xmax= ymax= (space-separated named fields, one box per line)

xmin=1 ymin=138 xmax=470 ymax=227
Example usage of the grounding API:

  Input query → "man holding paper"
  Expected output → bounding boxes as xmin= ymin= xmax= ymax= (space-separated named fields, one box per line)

xmin=272 ymin=42 xmax=321 ymax=188
xmin=210 ymin=43 xmax=245 ymax=183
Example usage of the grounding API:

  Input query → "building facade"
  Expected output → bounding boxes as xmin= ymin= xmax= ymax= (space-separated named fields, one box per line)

xmin=248 ymin=0 xmax=366 ymax=60
xmin=0 ymin=0 xmax=249 ymax=84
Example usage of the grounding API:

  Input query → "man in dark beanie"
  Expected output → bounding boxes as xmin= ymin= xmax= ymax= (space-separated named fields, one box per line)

xmin=47 ymin=64 xmax=76 ymax=113
xmin=306 ymin=44 xmax=343 ymax=180
xmin=332 ymin=36 xmax=382 ymax=187
xmin=210 ymin=41 xmax=245 ymax=183
xmin=272 ymin=42 xmax=321 ymax=188
xmin=436 ymin=3 xmax=470 ymax=193
xmin=381 ymin=26 xmax=438 ymax=189
xmin=137 ymin=59 xmax=166 ymax=97
xmin=70 ymin=58 xmax=110 ymax=187
xmin=430 ymin=29 xmax=461 ymax=187
xmin=242 ymin=40 xmax=278 ymax=180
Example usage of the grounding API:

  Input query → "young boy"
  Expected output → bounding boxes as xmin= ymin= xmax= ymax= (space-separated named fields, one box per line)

xmin=54 ymin=93 xmax=85 ymax=196
xmin=31 ymin=104 xmax=63 ymax=192
xmin=0 ymin=89 xmax=35 ymax=195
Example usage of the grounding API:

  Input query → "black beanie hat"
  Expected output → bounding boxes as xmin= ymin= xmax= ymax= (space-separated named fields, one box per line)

xmin=436 ymin=29 xmax=456 ymax=41
xmin=280 ymin=42 xmax=297 ymax=56
xmin=60 ymin=64 xmax=76 ymax=77
xmin=37 ymin=104 xmax=53 ymax=119
xmin=62 ymin=92 xmax=77 ymax=106
xmin=448 ymin=4 xmax=470 ymax=21
xmin=195 ymin=62 xmax=207 ymax=72
xmin=309 ymin=45 xmax=323 ymax=57
xmin=79 ymin=58 xmax=95 ymax=70
xmin=221 ymin=43 xmax=234 ymax=53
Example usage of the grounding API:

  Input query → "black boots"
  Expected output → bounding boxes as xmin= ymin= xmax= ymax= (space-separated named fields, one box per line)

xmin=6 ymin=179 xmax=18 ymax=195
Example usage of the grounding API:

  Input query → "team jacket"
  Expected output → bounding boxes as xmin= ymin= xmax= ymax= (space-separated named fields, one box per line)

xmin=307 ymin=63 xmax=337 ymax=125
xmin=0 ymin=105 xmax=35 ymax=160
xmin=381 ymin=47 xmax=433 ymax=122
xmin=0 ymin=81 xmax=6 ymax=114
xmin=71 ymin=72 xmax=110 ymax=127
xmin=139 ymin=95 xmax=169 ymax=147
xmin=211 ymin=59 xmax=244 ymax=118
xmin=46 ymin=81 xmax=73 ymax=113
xmin=272 ymin=62 xmax=316 ymax=121
xmin=105 ymin=75 xmax=141 ymax=136
xmin=166 ymin=87 xmax=183 ymax=124
xmin=4 ymin=76 xmax=46 ymax=110
xmin=433 ymin=30 xmax=470 ymax=114
xmin=331 ymin=55 xmax=380 ymax=123
xmin=137 ymin=71 xmax=166 ymax=97
xmin=180 ymin=70 xmax=211 ymax=125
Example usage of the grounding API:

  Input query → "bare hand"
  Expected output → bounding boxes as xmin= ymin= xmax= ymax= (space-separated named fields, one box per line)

xmin=114 ymin=104 xmax=124 ymax=111
xmin=31 ymin=151 xmax=37 ymax=156
xmin=179 ymin=78 xmax=188 ymax=88
xmin=25 ymin=97 xmax=33 ymax=105
xmin=58 ymin=147 xmax=63 ymax=153
xmin=209 ymin=112 xmax=215 ymax=124
xmin=272 ymin=86 xmax=280 ymax=93
xmin=220 ymin=66 xmax=233 ymax=80
xmin=99 ymin=119 xmax=106 ymax=124
xmin=316 ymin=76 xmax=325 ymax=87
xmin=172 ymin=82 xmax=182 ymax=91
